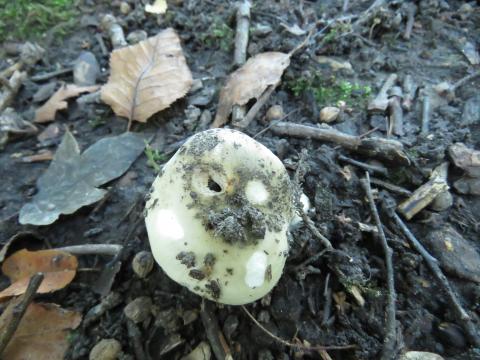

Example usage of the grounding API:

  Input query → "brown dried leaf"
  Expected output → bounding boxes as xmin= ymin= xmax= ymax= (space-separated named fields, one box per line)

xmin=34 ymin=84 xmax=99 ymax=123
xmin=0 ymin=249 xmax=77 ymax=300
xmin=101 ymin=28 xmax=193 ymax=125
xmin=212 ymin=52 xmax=290 ymax=128
xmin=0 ymin=301 xmax=81 ymax=360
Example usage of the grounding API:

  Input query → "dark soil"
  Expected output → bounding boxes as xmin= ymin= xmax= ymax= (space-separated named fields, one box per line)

xmin=1 ymin=0 xmax=480 ymax=359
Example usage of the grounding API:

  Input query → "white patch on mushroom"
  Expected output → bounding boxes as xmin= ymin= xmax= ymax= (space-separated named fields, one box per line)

xmin=245 ymin=251 xmax=268 ymax=288
xmin=154 ymin=209 xmax=184 ymax=240
xmin=245 ymin=180 xmax=269 ymax=205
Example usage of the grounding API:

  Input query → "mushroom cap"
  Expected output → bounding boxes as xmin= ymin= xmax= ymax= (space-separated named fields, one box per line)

xmin=144 ymin=129 xmax=294 ymax=305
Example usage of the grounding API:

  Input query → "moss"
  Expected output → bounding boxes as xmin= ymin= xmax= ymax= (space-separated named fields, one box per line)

xmin=288 ymin=72 xmax=372 ymax=109
xmin=0 ymin=0 xmax=77 ymax=42
xmin=144 ymin=143 xmax=166 ymax=173
xmin=200 ymin=19 xmax=234 ymax=52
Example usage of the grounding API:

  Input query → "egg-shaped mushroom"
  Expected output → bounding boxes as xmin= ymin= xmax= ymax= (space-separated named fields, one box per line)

xmin=144 ymin=129 xmax=294 ymax=305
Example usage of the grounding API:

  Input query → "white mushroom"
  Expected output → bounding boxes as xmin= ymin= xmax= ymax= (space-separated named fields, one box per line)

xmin=144 ymin=129 xmax=294 ymax=305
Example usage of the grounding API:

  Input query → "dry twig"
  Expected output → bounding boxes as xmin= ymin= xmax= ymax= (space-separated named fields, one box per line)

xmin=54 ymin=244 xmax=122 ymax=256
xmin=385 ymin=205 xmax=480 ymax=347
xmin=361 ymin=173 xmax=397 ymax=360
xmin=242 ymin=306 xmax=356 ymax=352
xmin=0 ymin=273 xmax=44 ymax=355
xmin=201 ymin=300 xmax=232 ymax=360
xmin=338 ymin=154 xmax=388 ymax=176
xmin=270 ymin=122 xmax=410 ymax=164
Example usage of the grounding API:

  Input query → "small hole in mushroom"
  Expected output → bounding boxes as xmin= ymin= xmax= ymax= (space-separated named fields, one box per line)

xmin=207 ymin=177 xmax=222 ymax=192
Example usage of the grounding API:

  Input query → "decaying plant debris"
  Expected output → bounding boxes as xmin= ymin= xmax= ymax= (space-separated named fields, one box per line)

xmin=1 ymin=0 xmax=480 ymax=359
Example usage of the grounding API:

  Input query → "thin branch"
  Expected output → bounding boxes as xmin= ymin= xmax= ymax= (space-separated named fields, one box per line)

xmin=386 ymin=207 xmax=480 ymax=347
xmin=55 ymin=244 xmax=122 ymax=256
xmin=200 ymin=300 xmax=231 ymax=360
xmin=242 ymin=305 xmax=356 ymax=351
xmin=0 ymin=273 xmax=44 ymax=355
xmin=361 ymin=173 xmax=397 ymax=360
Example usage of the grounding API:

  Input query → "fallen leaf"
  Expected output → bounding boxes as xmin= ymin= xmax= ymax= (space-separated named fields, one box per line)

xmin=0 ymin=301 xmax=81 ymax=360
xmin=34 ymin=84 xmax=99 ymax=123
xmin=146 ymin=0 xmax=168 ymax=14
xmin=0 ymin=249 xmax=77 ymax=299
xmin=101 ymin=28 xmax=192 ymax=126
xmin=19 ymin=131 xmax=146 ymax=225
xmin=0 ymin=108 xmax=38 ymax=148
xmin=212 ymin=52 xmax=290 ymax=128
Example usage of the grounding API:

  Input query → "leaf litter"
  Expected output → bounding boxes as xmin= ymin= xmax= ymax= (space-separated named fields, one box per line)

xmin=34 ymin=84 xmax=100 ymax=123
xmin=0 ymin=249 xmax=77 ymax=299
xmin=101 ymin=28 xmax=192 ymax=129
xmin=0 ymin=300 xmax=81 ymax=360
xmin=19 ymin=131 xmax=146 ymax=225
xmin=212 ymin=52 xmax=291 ymax=127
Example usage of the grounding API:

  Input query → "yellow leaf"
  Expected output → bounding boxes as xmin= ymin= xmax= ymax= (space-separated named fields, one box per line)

xmin=146 ymin=0 xmax=168 ymax=14
xmin=101 ymin=28 xmax=192 ymax=127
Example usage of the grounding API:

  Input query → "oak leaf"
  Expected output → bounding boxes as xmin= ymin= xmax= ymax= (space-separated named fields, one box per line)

xmin=0 ymin=301 xmax=81 ymax=360
xmin=212 ymin=52 xmax=290 ymax=128
xmin=101 ymin=28 xmax=192 ymax=127
xmin=34 ymin=84 xmax=100 ymax=123
xmin=0 ymin=249 xmax=77 ymax=299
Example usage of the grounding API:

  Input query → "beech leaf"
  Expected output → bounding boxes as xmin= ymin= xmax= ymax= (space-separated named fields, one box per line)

xmin=19 ymin=131 xmax=146 ymax=225
xmin=212 ymin=52 xmax=290 ymax=128
xmin=0 ymin=249 xmax=78 ymax=299
xmin=34 ymin=84 xmax=100 ymax=123
xmin=101 ymin=28 xmax=193 ymax=126
xmin=0 ymin=301 xmax=81 ymax=360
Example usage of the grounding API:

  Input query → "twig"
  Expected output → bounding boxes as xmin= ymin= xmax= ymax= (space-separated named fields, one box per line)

xmin=338 ymin=154 xmax=388 ymax=176
xmin=233 ymin=1 xmax=251 ymax=67
xmin=386 ymin=208 xmax=480 ymax=347
xmin=451 ymin=69 xmax=480 ymax=92
xmin=0 ymin=273 xmax=44 ymax=355
xmin=30 ymin=68 xmax=72 ymax=82
xmin=270 ymin=121 xmax=410 ymax=164
xmin=403 ymin=3 xmax=416 ymax=40
xmin=361 ymin=173 xmax=397 ymax=360
xmin=101 ymin=14 xmax=127 ymax=49
xmin=370 ymin=177 xmax=412 ymax=197
xmin=234 ymin=82 xmax=278 ymax=128
xmin=388 ymin=91 xmax=404 ymax=136
xmin=321 ymin=273 xmax=333 ymax=326
xmin=368 ymin=74 xmax=398 ymax=112
xmin=242 ymin=305 xmax=356 ymax=351
xmin=401 ymin=75 xmax=417 ymax=111
xmin=231 ymin=1 xmax=251 ymax=125
xmin=200 ymin=300 xmax=231 ymax=360
xmin=95 ymin=33 xmax=109 ymax=56
xmin=0 ymin=71 xmax=27 ymax=112
xmin=252 ymin=109 xmax=298 ymax=139
xmin=54 ymin=244 xmax=123 ymax=256
xmin=397 ymin=163 xmax=449 ymax=220
xmin=126 ymin=319 xmax=148 ymax=360
xmin=421 ymin=93 xmax=430 ymax=135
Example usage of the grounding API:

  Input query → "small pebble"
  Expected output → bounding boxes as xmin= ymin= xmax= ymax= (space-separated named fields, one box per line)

xmin=429 ymin=191 xmax=453 ymax=212
xmin=119 ymin=1 xmax=131 ymax=14
xmin=132 ymin=251 xmax=154 ymax=278
xmin=73 ymin=51 xmax=100 ymax=86
xmin=319 ymin=106 xmax=340 ymax=123
xmin=89 ymin=339 xmax=122 ymax=360
xmin=127 ymin=30 xmax=148 ymax=44
xmin=436 ymin=322 xmax=467 ymax=349
xmin=180 ymin=341 xmax=211 ymax=360
xmin=33 ymin=82 xmax=57 ymax=103
xmin=400 ymin=351 xmax=444 ymax=360
xmin=124 ymin=296 xmax=152 ymax=323
xmin=265 ymin=105 xmax=284 ymax=122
